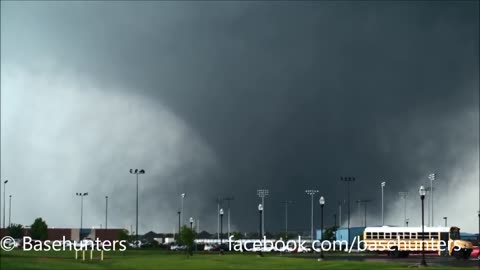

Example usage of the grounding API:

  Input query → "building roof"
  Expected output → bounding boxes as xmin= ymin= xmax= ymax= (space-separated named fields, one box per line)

xmin=364 ymin=226 xmax=452 ymax=233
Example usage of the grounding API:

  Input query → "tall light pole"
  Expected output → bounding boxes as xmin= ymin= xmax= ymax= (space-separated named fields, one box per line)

xmin=216 ymin=197 xmax=222 ymax=240
xmin=356 ymin=199 xmax=371 ymax=227
xmin=477 ymin=210 xmax=480 ymax=245
xmin=305 ymin=189 xmax=319 ymax=240
xmin=281 ymin=200 xmax=293 ymax=239
xmin=381 ymin=181 xmax=386 ymax=226
xmin=105 ymin=196 xmax=108 ymax=230
xmin=219 ymin=208 xmax=224 ymax=244
xmin=340 ymin=177 xmax=355 ymax=243
xmin=258 ymin=204 xmax=263 ymax=256
xmin=257 ymin=189 xmax=269 ymax=237
xmin=8 ymin=195 xmax=12 ymax=227
xmin=425 ymin=187 xmax=431 ymax=226
xmin=419 ymin=185 xmax=427 ymax=266
xmin=222 ymin=197 xmax=234 ymax=239
xmin=443 ymin=217 xmax=447 ymax=227
xmin=429 ymin=173 xmax=436 ymax=226
xmin=177 ymin=211 xmax=181 ymax=240
xmin=319 ymin=196 xmax=325 ymax=259
xmin=2 ymin=180 xmax=8 ymax=229
xmin=76 ymin=192 xmax=88 ymax=240
xmin=130 ymin=168 xmax=145 ymax=243
xmin=399 ymin=192 xmax=409 ymax=226
xmin=180 ymin=193 xmax=186 ymax=226
xmin=338 ymin=200 xmax=343 ymax=227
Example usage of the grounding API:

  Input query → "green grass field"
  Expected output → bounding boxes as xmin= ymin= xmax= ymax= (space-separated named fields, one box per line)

xmin=0 ymin=249 xmax=474 ymax=270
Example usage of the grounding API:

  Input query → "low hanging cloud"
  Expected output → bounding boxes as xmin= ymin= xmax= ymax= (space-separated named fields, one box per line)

xmin=1 ymin=64 xmax=218 ymax=233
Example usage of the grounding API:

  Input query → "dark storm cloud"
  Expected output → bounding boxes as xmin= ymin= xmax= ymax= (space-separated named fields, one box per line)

xmin=1 ymin=1 xmax=478 ymax=233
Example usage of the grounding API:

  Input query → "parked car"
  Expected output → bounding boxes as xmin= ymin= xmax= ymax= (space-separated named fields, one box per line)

xmin=170 ymin=244 xmax=187 ymax=251
xmin=129 ymin=240 xmax=143 ymax=248
xmin=13 ymin=238 xmax=23 ymax=248
xmin=204 ymin=244 xmax=216 ymax=251
xmin=471 ymin=246 xmax=480 ymax=260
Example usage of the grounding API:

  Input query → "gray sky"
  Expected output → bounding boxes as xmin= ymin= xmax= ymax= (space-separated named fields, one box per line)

xmin=1 ymin=1 xmax=478 ymax=234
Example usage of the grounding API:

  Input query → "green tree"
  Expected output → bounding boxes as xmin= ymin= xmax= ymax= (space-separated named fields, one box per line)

xmin=179 ymin=225 xmax=196 ymax=255
xmin=118 ymin=229 xmax=131 ymax=242
xmin=31 ymin=218 xmax=48 ymax=240
xmin=231 ymin=231 xmax=242 ymax=240
xmin=7 ymin=223 xmax=24 ymax=239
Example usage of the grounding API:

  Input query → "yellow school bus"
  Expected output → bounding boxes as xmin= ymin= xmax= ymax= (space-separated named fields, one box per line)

xmin=363 ymin=226 xmax=472 ymax=259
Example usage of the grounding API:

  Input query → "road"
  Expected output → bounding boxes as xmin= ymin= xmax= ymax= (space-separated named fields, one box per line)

xmin=288 ymin=253 xmax=479 ymax=268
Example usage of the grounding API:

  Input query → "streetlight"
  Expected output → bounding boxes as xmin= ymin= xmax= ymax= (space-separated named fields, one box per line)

xmin=189 ymin=217 xmax=194 ymax=230
xmin=399 ymin=192 xmax=409 ymax=226
xmin=305 ymin=189 xmax=319 ymax=241
xmin=428 ymin=173 xmax=436 ymax=226
xmin=105 ymin=196 xmax=108 ymax=230
xmin=257 ymin=189 xmax=269 ymax=237
xmin=76 ymin=192 xmax=88 ymax=240
xmin=281 ymin=200 xmax=293 ymax=239
xmin=381 ymin=181 xmax=386 ymax=226
xmin=8 ymin=195 xmax=12 ymax=227
xmin=130 ymin=168 xmax=145 ymax=243
xmin=319 ymin=196 xmax=325 ymax=259
xmin=419 ymin=185 xmax=427 ymax=266
xmin=258 ymin=204 xmax=263 ymax=256
xmin=443 ymin=217 xmax=447 ymax=227
xmin=340 ymin=177 xmax=355 ymax=244
xmin=219 ymin=208 xmax=224 ymax=244
xmin=2 ymin=180 xmax=8 ymax=229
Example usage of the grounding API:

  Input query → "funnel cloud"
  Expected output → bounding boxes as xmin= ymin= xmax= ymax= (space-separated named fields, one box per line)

xmin=0 ymin=1 xmax=478 ymax=234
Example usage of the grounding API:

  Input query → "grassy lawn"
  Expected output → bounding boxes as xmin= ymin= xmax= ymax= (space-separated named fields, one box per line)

xmin=0 ymin=249 xmax=472 ymax=270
